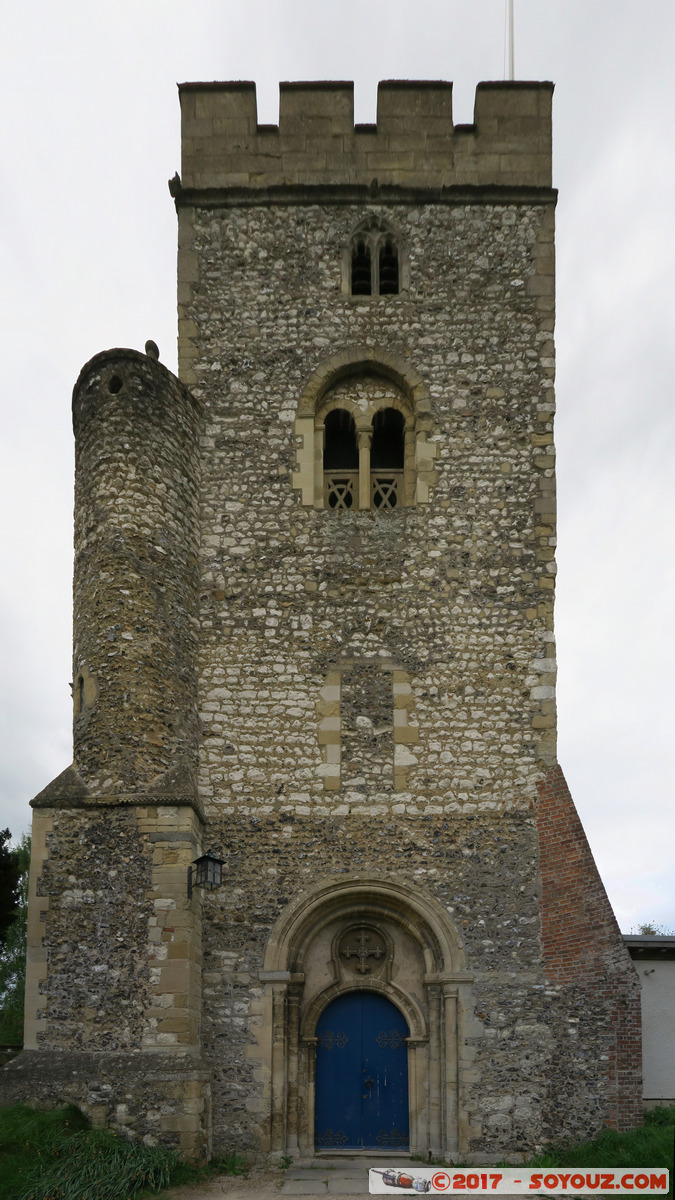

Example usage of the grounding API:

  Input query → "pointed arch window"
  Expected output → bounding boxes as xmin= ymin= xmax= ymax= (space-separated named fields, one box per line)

xmin=351 ymin=240 xmax=372 ymax=296
xmin=378 ymin=240 xmax=399 ymax=295
xmin=346 ymin=219 xmax=405 ymax=297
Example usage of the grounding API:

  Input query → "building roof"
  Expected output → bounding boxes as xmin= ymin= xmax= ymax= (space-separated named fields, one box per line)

xmin=623 ymin=935 xmax=675 ymax=961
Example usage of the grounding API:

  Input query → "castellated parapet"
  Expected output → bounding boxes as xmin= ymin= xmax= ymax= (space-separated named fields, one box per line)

xmin=178 ymin=80 xmax=553 ymax=192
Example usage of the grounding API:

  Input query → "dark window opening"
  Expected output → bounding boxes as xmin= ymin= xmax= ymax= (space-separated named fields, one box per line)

xmin=371 ymin=408 xmax=405 ymax=511
xmin=324 ymin=409 xmax=358 ymax=470
xmin=77 ymin=675 xmax=85 ymax=713
xmin=324 ymin=409 xmax=359 ymax=510
xmin=379 ymin=240 xmax=399 ymax=295
xmin=351 ymin=240 xmax=372 ymax=295
xmin=371 ymin=408 xmax=405 ymax=470
xmin=108 ymin=374 xmax=123 ymax=394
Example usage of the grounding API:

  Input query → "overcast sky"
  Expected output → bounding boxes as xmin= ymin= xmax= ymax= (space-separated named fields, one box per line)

xmin=1 ymin=1 xmax=673 ymax=932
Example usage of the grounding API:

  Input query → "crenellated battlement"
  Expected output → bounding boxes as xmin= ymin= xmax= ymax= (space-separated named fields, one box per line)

xmin=178 ymin=79 xmax=553 ymax=194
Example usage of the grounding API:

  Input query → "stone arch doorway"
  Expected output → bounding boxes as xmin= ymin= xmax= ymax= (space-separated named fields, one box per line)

xmin=258 ymin=874 xmax=475 ymax=1159
xmin=315 ymin=990 xmax=410 ymax=1151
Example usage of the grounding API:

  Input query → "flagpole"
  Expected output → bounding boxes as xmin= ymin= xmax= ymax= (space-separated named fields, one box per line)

xmin=507 ymin=0 xmax=515 ymax=80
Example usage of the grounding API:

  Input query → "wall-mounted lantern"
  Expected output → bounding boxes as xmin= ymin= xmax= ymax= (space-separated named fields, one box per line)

xmin=187 ymin=852 xmax=224 ymax=898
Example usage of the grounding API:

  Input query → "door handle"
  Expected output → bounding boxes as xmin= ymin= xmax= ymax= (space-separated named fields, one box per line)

xmin=364 ymin=1076 xmax=374 ymax=1089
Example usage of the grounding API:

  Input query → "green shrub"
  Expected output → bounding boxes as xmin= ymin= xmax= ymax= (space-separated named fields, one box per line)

xmin=0 ymin=1105 xmax=180 ymax=1200
xmin=0 ymin=837 xmax=30 ymax=1046
xmin=645 ymin=1105 xmax=675 ymax=1128
xmin=531 ymin=1111 xmax=674 ymax=1196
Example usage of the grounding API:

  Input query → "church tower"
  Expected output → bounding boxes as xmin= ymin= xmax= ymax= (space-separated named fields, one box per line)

xmin=4 ymin=79 xmax=642 ymax=1162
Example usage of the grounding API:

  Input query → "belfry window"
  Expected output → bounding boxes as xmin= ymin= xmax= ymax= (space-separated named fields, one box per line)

xmin=294 ymin=355 xmax=437 ymax=511
xmin=321 ymin=402 xmax=409 ymax=513
xmin=323 ymin=409 xmax=358 ymax=510
xmin=294 ymin=357 xmax=438 ymax=513
xmin=347 ymin=220 xmax=403 ymax=297
xmin=371 ymin=408 xmax=405 ymax=510
xmin=379 ymin=240 xmax=399 ymax=295
xmin=351 ymin=240 xmax=372 ymax=295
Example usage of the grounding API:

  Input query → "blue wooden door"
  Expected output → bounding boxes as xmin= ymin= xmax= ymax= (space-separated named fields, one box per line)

xmin=314 ymin=992 xmax=409 ymax=1150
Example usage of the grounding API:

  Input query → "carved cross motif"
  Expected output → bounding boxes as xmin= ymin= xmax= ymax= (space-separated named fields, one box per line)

xmin=341 ymin=928 xmax=385 ymax=974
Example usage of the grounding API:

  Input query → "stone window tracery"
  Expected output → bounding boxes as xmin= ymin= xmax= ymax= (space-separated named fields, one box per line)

xmin=344 ymin=217 xmax=406 ymax=297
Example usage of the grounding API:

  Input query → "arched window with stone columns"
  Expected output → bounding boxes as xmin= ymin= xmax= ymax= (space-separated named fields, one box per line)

xmin=321 ymin=390 xmax=410 ymax=512
xmin=293 ymin=347 xmax=438 ymax=511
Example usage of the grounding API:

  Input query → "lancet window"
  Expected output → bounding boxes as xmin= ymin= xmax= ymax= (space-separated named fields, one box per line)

xmin=378 ymin=240 xmax=399 ymax=295
xmin=346 ymin=218 xmax=405 ymax=297
xmin=351 ymin=240 xmax=372 ymax=296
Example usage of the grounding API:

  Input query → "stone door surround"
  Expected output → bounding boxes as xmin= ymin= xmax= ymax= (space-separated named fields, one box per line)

xmin=257 ymin=874 xmax=475 ymax=1160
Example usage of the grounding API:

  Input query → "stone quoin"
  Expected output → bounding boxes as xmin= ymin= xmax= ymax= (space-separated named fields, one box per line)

xmin=1 ymin=78 xmax=642 ymax=1161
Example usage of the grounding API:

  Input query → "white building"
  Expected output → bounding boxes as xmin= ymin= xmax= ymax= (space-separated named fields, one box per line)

xmin=624 ymin=935 xmax=675 ymax=1107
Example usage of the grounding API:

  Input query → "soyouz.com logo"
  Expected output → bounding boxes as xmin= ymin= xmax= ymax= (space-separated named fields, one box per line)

xmin=368 ymin=1168 xmax=670 ymax=1194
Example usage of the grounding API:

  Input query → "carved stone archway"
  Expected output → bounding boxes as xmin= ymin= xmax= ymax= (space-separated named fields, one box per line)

xmin=295 ymin=346 xmax=432 ymax=419
xmin=257 ymin=874 xmax=474 ymax=1159
xmin=291 ymin=346 xmax=438 ymax=509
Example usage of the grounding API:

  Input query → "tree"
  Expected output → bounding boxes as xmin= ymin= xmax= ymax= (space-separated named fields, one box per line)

xmin=0 ymin=834 xmax=30 ymax=1044
xmin=0 ymin=828 xmax=22 ymax=945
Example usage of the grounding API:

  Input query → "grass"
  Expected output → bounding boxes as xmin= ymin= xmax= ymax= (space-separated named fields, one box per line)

xmin=0 ymin=1103 xmax=671 ymax=1198
xmin=531 ymin=1107 xmax=675 ymax=1195
xmin=0 ymin=1104 xmax=181 ymax=1200
xmin=411 ymin=1107 xmax=675 ymax=1195
xmin=0 ymin=1104 xmax=253 ymax=1199
xmin=155 ymin=1148 xmax=250 ymax=1191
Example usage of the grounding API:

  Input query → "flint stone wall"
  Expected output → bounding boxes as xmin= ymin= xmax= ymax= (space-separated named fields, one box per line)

xmin=188 ymin=201 xmax=557 ymax=814
xmin=71 ymin=350 xmax=202 ymax=799
xmin=4 ymin=80 xmax=641 ymax=1163
xmin=2 ymin=1051 xmax=211 ymax=1155
xmin=178 ymin=187 xmax=639 ymax=1155
xmin=6 ymin=799 xmax=211 ymax=1157
xmin=35 ymin=807 xmax=153 ymax=1051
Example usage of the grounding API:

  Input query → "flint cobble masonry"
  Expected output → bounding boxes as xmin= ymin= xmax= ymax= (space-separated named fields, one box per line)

xmin=2 ymin=79 xmax=641 ymax=1161
xmin=193 ymin=200 xmax=555 ymax=817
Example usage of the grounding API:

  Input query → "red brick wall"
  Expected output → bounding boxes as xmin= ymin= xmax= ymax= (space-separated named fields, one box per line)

xmin=536 ymin=765 xmax=643 ymax=1129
